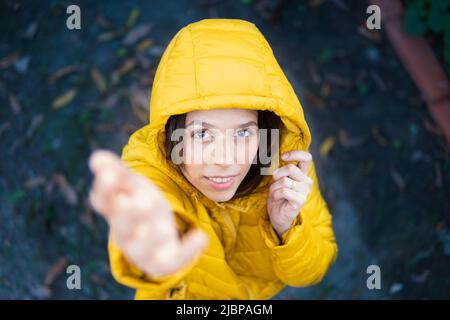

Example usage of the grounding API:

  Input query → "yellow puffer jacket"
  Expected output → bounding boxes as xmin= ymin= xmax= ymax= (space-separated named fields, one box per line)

xmin=108 ymin=18 xmax=338 ymax=300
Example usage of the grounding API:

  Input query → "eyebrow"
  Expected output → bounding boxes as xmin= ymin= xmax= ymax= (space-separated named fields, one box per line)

xmin=185 ymin=120 xmax=258 ymax=129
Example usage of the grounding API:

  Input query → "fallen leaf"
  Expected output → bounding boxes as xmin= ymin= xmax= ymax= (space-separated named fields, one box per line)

xmin=44 ymin=257 xmax=69 ymax=287
xmin=135 ymin=38 xmax=154 ymax=52
xmin=53 ymin=173 xmax=78 ymax=205
xmin=24 ymin=176 xmax=46 ymax=189
xmin=0 ymin=52 xmax=20 ymax=69
xmin=372 ymin=126 xmax=388 ymax=146
xmin=0 ymin=122 xmax=11 ymax=138
xmin=304 ymin=89 xmax=325 ymax=108
xmin=95 ymin=15 xmax=114 ymax=29
xmin=9 ymin=93 xmax=22 ymax=114
xmin=97 ymin=31 xmax=120 ymax=43
xmin=91 ymin=67 xmax=108 ymax=93
xmin=30 ymin=285 xmax=52 ymax=299
xmin=325 ymin=73 xmax=352 ymax=88
xmin=90 ymin=273 xmax=106 ymax=285
xmin=434 ymin=162 xmax=442 ymax=189
xmin=81 ymin=197 xmax=96 ymax=231
xmin=52 ymin=89 xmax=77 ymax=109
xmin=126 ymin=8 xmax=140 ymax=29
xmin=48 ymin=65 xmax=77 ymax=84
xmin=23 ymin=21 xmax=39 ymax=39
xmin=390 ymin=167 xmax=405 ymax=191
xmin=123 ymin=24 xmax=153 ymax=46
xmin=14 ymin=55 xmax=31 ymax=73
xmin=129 ymin=86 xmax=149 ymax=123
xmin=339 ymin=129 xmax=367 ymax=148
xmin=319 ymin=136 xmax=336 ymax=157
xmin=111 ymin=59 xmax=136 ymax=84
xmin=307 ymin=62 xmax=321 ymax=84
xmin=26 ymin=114 xmax=44 ymax=139
xmin=319 ymin=83 xmax=331 ymax=99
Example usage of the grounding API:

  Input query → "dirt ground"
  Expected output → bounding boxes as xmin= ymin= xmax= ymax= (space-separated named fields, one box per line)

xmin=0 ymin=0 xmax=449 ymax=299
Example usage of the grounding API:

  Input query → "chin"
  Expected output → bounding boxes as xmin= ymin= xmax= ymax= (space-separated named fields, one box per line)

xmin=206 ymin=190 xmax=236 ymax=202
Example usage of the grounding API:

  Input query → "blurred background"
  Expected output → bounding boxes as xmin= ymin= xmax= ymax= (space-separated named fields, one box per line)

xmin=0 ymin=0 xmax=449 ymax=299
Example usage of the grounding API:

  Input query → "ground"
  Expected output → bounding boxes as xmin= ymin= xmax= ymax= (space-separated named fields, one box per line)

xmin=0 ymin=0 xmax=449 ymax=299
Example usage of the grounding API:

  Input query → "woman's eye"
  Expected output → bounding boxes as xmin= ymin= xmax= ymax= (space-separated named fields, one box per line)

xmin=192 ymin=129 xmax=210 ymax=140
xmin=235 ymin=128 xmax=253 ymax=138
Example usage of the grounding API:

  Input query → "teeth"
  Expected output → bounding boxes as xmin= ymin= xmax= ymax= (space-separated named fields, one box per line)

xmin=206 ymin=177 xmax=233 ymax=183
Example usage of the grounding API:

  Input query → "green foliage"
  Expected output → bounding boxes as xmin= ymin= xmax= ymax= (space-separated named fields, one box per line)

xmin=404 ymin=0 xmax=450 ymax=63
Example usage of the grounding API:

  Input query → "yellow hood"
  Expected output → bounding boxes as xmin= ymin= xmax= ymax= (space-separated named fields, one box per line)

xmin=148 ymin=18 xmax=310 ymax=175
xmin=109 ymin=19 xmax=337 ymax=300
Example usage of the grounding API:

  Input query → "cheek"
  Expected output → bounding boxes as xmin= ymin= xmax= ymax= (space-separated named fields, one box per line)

xmin=183 ymin=140 xmax=206 ymax=165
xmin=182 ymin=163 xmax=203 ymax=179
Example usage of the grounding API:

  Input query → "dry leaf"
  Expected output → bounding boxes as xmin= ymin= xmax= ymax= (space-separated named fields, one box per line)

xmin=9 ymin=93 xmax=22 ymax=114
xmin=339 ymin=129 xmax=367 ymax=148
xmin=304 ymin=90 xmax=325 ymax=108
xmin=53 ymin=173 xmax=78 ymax=205
xmin=126 ymin=8 xmax=140 ymax=29
xmin=97 ymin=31 xmax=120 ymax=43
xmin=24 ymin=176 xmax=46 ymax=189
xmin=48 ymin=65 xmax=77 ymax=84
xmin=23 ymin=21 xmax=39 ymax=39
xmin=129 ymin=86 xmax=149 ymax=123
xmin=96 ymin=15 xmax=114 ymax=29
xmin=372 ymin=126 xmax=388 ymax=146
xmin=390 ymin=167 xmax=405 ymax=191
xmin=320 ymin=83 xmax=331 ymax=99
xmin=44 ymin=256 xmax=69 ymax=287
xmin=26 ymin=114 xmax=44 ymax=139
xmin=0 ymin=52 xmax=20 ymax=69
xmin=111 ymin=59 xmax=136 ymax=84
xmin=0 ymin=122 xmax=11 ymax=138
xmin=319 ymin=136 xmax=336 ymax=157
xmin=123 ymin=24 xmax=153 ymax=46
xmin=81 ymin=197 xmax=96 ymax=231
xmin=434 ymin=162 xmax=442 ymax=189
xmin=52 ymin=89 xmax=77 ymax=110
xmin=135 ymin=38 xmax=154 ymax=52
xmin=325 ymin=73 xmax=352 ymax=88
xmin=91 ymin=67 xmax=107 ymax=93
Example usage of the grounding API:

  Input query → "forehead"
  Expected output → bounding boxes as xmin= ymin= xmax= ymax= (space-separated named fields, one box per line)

xmin=185 ymin=108 xmax=257 ymax=125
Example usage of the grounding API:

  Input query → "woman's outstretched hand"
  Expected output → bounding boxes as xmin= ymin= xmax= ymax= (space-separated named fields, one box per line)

xmin=88 ymin=150 xmax=208 ymax=278
xmin=267 ymin=151 xmax=313 ymax=239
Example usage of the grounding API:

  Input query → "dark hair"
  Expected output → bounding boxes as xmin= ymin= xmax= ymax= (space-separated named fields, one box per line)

xmin=165 ymin=110 xmax=282 ymax=198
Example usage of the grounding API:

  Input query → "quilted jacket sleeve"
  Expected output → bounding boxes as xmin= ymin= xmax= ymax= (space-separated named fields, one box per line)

xmin=258 ymin=160 xmax=338 ymax=287
xmin=107 ymin=127 xmax=200 ymax=299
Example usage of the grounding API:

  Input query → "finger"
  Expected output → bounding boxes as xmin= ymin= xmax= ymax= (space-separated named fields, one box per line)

xmin=271 ymin=187 xmax=306 ymax=206
xmin=269 ymin=176 xmax=295 ymax=194
xmin=281 ymin=150 xmax=312 ymax=175
xmin=272 ymin=164 xmax=304 ymax=182
xmin=89 ymin=150 xmax=132 ymax=191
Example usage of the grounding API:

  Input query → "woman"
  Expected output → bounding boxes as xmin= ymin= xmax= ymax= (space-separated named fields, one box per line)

xmin=89 ymin=18 xmax=337 ymax=299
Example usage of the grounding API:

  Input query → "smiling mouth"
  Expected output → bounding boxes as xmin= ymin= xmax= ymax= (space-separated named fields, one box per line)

xmin=204 ymin=175 xmax=238 ymax=191
xmin=204 ymin=175 xmax=239 ymax=183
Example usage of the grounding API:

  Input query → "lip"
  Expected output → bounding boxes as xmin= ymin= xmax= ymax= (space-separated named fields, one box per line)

xmin=203 ymin=174 xmax=239 ymax=191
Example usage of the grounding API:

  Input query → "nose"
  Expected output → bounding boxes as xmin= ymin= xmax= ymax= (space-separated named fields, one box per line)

xmin=209 ymin=136 xmax=235 ymax=165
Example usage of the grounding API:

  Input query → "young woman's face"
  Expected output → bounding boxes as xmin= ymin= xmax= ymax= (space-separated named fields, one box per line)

xmin=178 ymin=108 xmax=259 ymax=202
